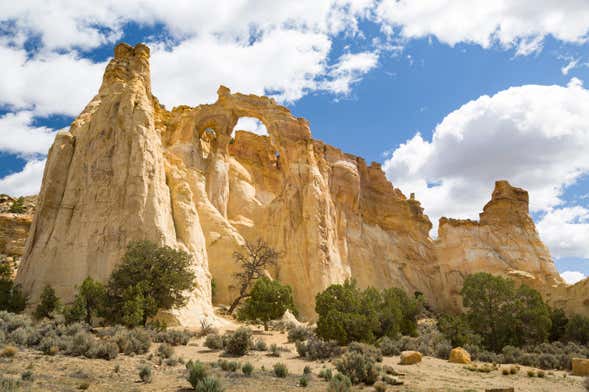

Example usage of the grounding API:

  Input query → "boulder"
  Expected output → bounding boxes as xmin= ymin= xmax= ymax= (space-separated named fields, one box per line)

xmin=448 ymin=347 xmax=471 ymax=364
xmin=399 ymin=351 xmax=422 ymax=365
xmin=572 ymin=357 xmax=589 ymax=376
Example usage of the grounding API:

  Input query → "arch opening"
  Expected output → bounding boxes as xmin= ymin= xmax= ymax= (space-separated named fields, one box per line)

xmin=231 ymin=117 xmax=268 ymax=138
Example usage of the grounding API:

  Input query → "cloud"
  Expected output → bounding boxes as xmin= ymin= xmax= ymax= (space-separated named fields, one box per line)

xmin=376 ymin=1 xmax=589 ymax=53
xmin=319 ymin=51 xmax=379 ymax=95
xmin=560 ymin=270 xmax=586 ymax=285
xmin=537 ymin=207 xmax=589 ymax=259
xmin=383 ymin=80 xmax=589 ymax=260
xmin=233 ymin=117 xmax=268 ymax=136
xmin=0 ymin=159 xmax=46 ymax=196
xmin=0 ymin=44 xmax=105 ymax=116
xmin=561 ymin=58 xmax=579 ymax=75
xmin=0 ymin=111 xmax=56 ymax=156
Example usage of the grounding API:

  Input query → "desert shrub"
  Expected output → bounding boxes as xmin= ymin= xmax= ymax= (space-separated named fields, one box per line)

xmin=237 ymin=277 xmax=297 ymax=331
xmin=273 ymin=363 xmax=288 ymax=378
xmin=319 ymin=368 xmax=333 ymax=381
xmin=204 ymin=332 xmax=223 ymax=350
xmin=39 ymin=336 xmax=59 ymax=355
xmin=299 ymin=376 xmax=309 ymax=387
xmin=537 ymin=353 xmax=559 ymax=370
xmin=34 ymin=285 xmax=60 ymax=320
xmin=269 ymin=343 xmax=281 ymax=357
xmin=242 ymin=362 xmax=253 ymax=376
xmin=87 ymin=341 xmax=119 ymax=360
xmin=187 ymin=361 xmax=208 ymax=388
xmin=501 ymin=368 xmax=509 ymax=375
xmin=0 ymin=345 xmax=17 ymax=357
xmin=139 ymin=365 xmax=152 ymax=383
xmin=327 ymin=373 xmax=352 ymax=392
xmin=377 ymin=336 xmax=401 ymax=356
xmin=477 ymin=350 xmax=503 ymax=364
xmin=68 ymin=331 xmax=95 ymax=356
xmin=0 ymin=274 xmax=27 ymax=314
xmin=288 ymin=326 xmax=312 ymax=342
xmin=155 ymin=329 xmax=192 ymax=345
xmin=435 ymin=340 xmax=452 ymax=359
xmin=105 ymin=241 xmax=196 ymax=326
xmin=198 ymin=319 xmax=217 ymax=338
xmin=165 ymin=357 xmax=178 ymax=366
xmin=374 ymin=381 xmax=387 ymax=392
xmin=253 ymin=338 xmax=267 ymax=351
xmin=303 ymin=366 xmax=311 ymax=375
xmin=501 ymin=345 xmax=523 ymax=363
xmin=20 ymin=370 xmax=33 ymax=381
xmin=158 ymin=343 xmax=174 ymax=358
xmin=537 ymin=370 xmax=545 ymax=377
xmin=527 ymin=369 xmax=536 ymax=377
xmin=335 ymin=351 xmax=379 ymax=385
xmin=8 ymin=326 xmax=31 ymax=346
xmin=348 ymin=342 xmax=382 ymax=362
xmin=296 ymin=335 xmax=341 ymax=360
xmin=114 ymin=327 xmax=152 ymax=355
xmin=461 ymin=273 xmax=551 ymax=352
xmin=223 ymin=327 xmax=252 ymax=356
xmin=8 ymin=197 xmax=25 ymax=214
xmin=194 ymin=377 xmax=224 ymax=392
xmin=0 ymin=376 xmax=20 ymax=391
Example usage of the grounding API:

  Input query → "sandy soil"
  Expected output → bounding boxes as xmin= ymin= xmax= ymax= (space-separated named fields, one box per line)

xmin=0 ymin=327 xmax=585 ymax=391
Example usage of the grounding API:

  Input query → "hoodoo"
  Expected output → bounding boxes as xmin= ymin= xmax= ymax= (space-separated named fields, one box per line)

xmin=14 ymin=43 xmax=585 ymax=325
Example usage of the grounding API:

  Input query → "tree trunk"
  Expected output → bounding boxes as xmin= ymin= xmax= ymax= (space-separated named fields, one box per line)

xmin=228 ymin=296 xmax=242 ymax=314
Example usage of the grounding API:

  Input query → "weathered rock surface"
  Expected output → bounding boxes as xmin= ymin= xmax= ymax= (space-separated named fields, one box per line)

xmin=14 ymin=43 xmax=588 ymax=325
xmin=448 ymin=347 xmax=471 ymax=364
xmin=400 ymin=351 xmax=422 ymax=365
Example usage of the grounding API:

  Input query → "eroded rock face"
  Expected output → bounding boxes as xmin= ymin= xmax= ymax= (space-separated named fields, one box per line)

xmin=15 ymin=43 xmax=583 ymax=324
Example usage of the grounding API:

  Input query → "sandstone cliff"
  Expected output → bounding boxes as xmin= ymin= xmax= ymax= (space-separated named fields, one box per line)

xmin=14 ymin=43 xmax=585 ymax=324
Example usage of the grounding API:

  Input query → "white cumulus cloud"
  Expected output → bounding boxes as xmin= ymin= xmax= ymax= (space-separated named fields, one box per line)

xmin=0 ymin=160 xmax=46 ymax=196
xmin=0 ymin=111 xmax=56 ymax=157
xmin=560 ymin=270 xmax=586 ymax=285
xmin=376 ymin=0 xmax=589 ymax=54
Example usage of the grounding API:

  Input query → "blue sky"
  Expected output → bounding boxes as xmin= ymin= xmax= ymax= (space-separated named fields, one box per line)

xmin=0 ymin=1 xmax=588 ymax=282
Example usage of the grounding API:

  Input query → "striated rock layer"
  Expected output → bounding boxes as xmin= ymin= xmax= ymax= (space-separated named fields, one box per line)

xmin=15 ymin=43 xmax=587 ymax=324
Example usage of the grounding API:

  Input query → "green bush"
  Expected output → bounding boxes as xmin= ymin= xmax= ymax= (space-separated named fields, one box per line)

xmin=287 ymin=326 xmax=312 ymax=342
xmin=296 ymin=335 xmax=341 ymax=360
xmin=335 ymin=350 xmax=379 ymax=385
xmin=158 ymin=343 xmax=174 ymax=359
xmin=565 ymin=314 xmax=589 ymax=344
xmin=319 ymin=368 xmax=333 ymax=381
xmin=377 ymin=336 xmax=400 ymax=356
xmin=223 ymin=327 xmax=252 ymax=356
xmin=105 ymin=241 xmax=196 ymax=326
xmin=194 ymin=377 xmax=224 ymax=392
xmin=269 ymin=343 xmax=280 ymax=357
xmin=299 ymin=376 xmax=309 ymax=387
xmin=155 ymin=329 xmax=192 ymax=346
xmin=273 ymin=363 xmax=288 ymax=378
xmin=461 ymin=273 xmax=551 ymax=352
xmin=0 ymin=263 xmax=27 ymax=313
xmin=315 ymin=280 xmax=419 ymax=345
xmin=34 ymin=286 xmax=60 ymax=320
xmin=204 ymin=333 xmax=223 ymax=350
xmin=139 ymin=365 xmax=152 ymax=383
xmin=242 ymin=362 xmax=254 ymax=376
xmin=88 ymin=341 xmax=119 ymax=360
xmin=8 ymin=197 xmax=26 ymax=214
xmin=113 ymin=327 xmax=152 ymax=355
xmin=64 ymin=278 xmax=106 ymax=325
xmin=237 ymin=277 xmax=296 ymax=331
xmin=347 ymin=342 xmax=382 ymax=362
xmin=327 ymin=373 xmax=352 ymax=392
xmin=253 ymin=338 xmax=267 ymax=351
xmin=187 ymin=361 xmax=208 ymax=389
xmin=303 ymin=366 xmax=311 ymax=375
xmin=20 ymin=370 xmax=33 ymax=381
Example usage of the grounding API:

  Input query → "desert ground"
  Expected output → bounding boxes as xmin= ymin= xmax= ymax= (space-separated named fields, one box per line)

xmin=0 ymin=324 xmax=585 ymax=392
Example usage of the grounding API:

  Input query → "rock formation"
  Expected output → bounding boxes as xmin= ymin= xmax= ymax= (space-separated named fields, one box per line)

xmin=14 ymin=43 xmax=587 ymax=325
